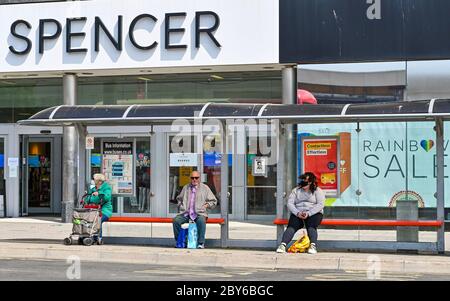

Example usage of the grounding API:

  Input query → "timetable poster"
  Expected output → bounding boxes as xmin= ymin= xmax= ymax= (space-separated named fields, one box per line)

xmin=102 ymin=142 xmax=133 ymax=195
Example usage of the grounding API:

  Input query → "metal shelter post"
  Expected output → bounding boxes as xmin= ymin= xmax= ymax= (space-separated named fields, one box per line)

xmin=435 ymin=118 xmax=445 ymax=253
xmin=77 ymin=124 xmax=87 ymax=202
xmin=278 ymin=66 xmax=298 ymax=243
xmin=62 ymin=74 xmax=78 ymax=223
xmin=276 ymin=125 xmax=286 ymax=244
xmin=220 ymin=120 xmax=229 ymax=248
xmin=282 ymin=67 xmax=298 ymax=191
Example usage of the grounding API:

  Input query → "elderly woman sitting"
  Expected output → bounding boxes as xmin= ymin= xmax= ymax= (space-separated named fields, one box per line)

xmin=85 ymin=173 xmax=112 ymax=244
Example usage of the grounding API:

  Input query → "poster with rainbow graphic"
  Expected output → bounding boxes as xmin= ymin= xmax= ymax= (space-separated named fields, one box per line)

xmin=299 ymin=122 xmax=450 ymax=208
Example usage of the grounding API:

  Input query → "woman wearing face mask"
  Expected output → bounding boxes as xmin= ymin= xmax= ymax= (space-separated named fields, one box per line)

xmin=276 ymin=172 xmax=325 ymax=254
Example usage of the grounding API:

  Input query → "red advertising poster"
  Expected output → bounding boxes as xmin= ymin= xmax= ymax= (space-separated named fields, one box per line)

xmin=302 ymin=138 xmax=338 ymax=192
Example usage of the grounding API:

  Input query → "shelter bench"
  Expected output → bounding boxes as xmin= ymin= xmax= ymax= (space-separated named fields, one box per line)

xmin=273 ymin=218 xmax=443 ymax=227
xmin=273 ymin=218 xmax=444 ymax=252
xmin=108 ymin=217 xmax=225 ymax=224
xmin=102 ymin=217 xmax=443 ymax=251
xmin=104 ymin=216 xmax=226 ymax=247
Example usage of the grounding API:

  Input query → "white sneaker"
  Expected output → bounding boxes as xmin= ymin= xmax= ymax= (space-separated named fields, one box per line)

xmin=307 ymin=243 xmax=317 ymax=254
xmin=276 ymin=243 xmax=286 ymax=253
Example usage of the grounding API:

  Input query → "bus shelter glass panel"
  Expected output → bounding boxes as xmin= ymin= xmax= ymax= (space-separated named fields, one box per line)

xmin=299 ymin=121 xmax=440 ymax=246
xmin=298 ymin=123 xmax=359 ymax=215
xmin=356 ymin=122 xmax=407 ymax=242
xmin=404 ymin=121 xmax=438 ymax=243
xmin=0 ymin=138 xmax=4 ymax=217
xmin=246 ymin=150 xmax=277 ymax=216
xmin=123 ymin=138 xmax=151 ymax=214
xmin=168 ymin=135 xmax=199 ymax=214
xmin=298 ymin=123 xmax=362 ymax=242
xmin=358 ymin=121 xmax=438 ymax=244
xmin=202 ymin=134 xmax=229 ymax=215
xmin=89 ymin=138 xmax=123 ymax=215
xmin=90 ymin=140 xmax=102 ymax=179
xmin=445 ymin=121 xmax=450 ymax=231
xmin=246 ymin=126 xmax=278 ymax=217
xmin=227 ymin=130 xmax=233 ymax=215
xmin=88 ymin=137 xmax=152 ymax=218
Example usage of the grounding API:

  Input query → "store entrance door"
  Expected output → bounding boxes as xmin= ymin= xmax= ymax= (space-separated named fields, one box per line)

xmin=22 ymin=136 xmax=62 ymax=215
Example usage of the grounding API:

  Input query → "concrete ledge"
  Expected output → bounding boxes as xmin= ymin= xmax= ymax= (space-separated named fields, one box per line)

xmin=1 ymin=242 xmax=450 ymax=275
xmin=103 ymin=237 xmax=278 ymax=249
xmin=319 ymin=240 xmax=438 ymax=253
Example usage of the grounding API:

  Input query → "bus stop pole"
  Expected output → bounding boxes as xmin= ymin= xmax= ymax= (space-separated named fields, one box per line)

xmin=435 ymin=118 xmax=445 ymax=253
xmin=220 ymin=120 xmax=229 ymax=248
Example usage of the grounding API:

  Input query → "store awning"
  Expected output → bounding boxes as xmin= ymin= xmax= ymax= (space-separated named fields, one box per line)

xmin=18 ymin=99 xmax=450 ymax=126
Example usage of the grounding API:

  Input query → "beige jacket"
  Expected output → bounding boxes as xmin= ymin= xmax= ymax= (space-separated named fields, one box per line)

xmin=176 ymin=183 xmax=218 ymax=217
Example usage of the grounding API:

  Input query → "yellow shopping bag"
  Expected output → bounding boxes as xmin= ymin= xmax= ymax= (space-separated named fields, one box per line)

xmin=287 ymin=232 xmax=310 ymax=253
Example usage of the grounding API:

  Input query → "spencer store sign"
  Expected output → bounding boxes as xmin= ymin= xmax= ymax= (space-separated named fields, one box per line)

xmin=9 ymin=12 xmax=222 ymax=54
xmin=0 ymin=0 xmax=278 ymax=73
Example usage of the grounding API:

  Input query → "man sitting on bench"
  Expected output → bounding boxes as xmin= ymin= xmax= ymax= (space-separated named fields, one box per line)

xmin=172 ymin=171 xmax=218 ymax=249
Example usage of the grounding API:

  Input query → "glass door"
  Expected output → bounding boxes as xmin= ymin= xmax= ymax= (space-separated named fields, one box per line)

xmin=125 ymin=138 xmax=151 ymax=214
xmin=26 ymin=138 xmax=53 ymax=214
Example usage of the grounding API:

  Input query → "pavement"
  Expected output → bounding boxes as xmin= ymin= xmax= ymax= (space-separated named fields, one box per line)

xmin=1 ymin=216 xmax=450 ymax=277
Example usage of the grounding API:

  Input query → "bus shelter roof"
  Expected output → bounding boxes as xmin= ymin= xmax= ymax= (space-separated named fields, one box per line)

xmin=18 ymin=99 xmax=450 ymax=126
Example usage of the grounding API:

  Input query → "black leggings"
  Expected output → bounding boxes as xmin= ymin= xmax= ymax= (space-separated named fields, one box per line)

xmin=281 ymin=213 xmax=323 ymax=245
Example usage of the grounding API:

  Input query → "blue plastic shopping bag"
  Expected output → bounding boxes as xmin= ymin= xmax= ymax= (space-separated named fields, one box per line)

xmin=176 ymin=224 xmax=188 ymax=248
xmin=187 ymin=220 xmax=198 ymax=249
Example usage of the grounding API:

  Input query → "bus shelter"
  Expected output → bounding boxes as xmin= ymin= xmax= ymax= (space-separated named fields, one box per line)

xmin=20 ymin=99 xmax=450 ymax=253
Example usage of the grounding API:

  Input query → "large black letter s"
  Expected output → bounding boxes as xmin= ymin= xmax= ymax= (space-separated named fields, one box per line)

xmin=9 ymin=20 xmax=32 ymax=55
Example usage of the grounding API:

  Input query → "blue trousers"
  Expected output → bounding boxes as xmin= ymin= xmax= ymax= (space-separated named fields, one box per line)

xmin=173 ymin=215 xmax=207 ymax=245
xmin=99 ymin=215 xmax=109 ymax=240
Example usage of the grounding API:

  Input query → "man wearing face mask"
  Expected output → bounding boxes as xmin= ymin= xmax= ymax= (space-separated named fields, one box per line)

xmin=276 ymin=172 xmax=325 ymax=254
